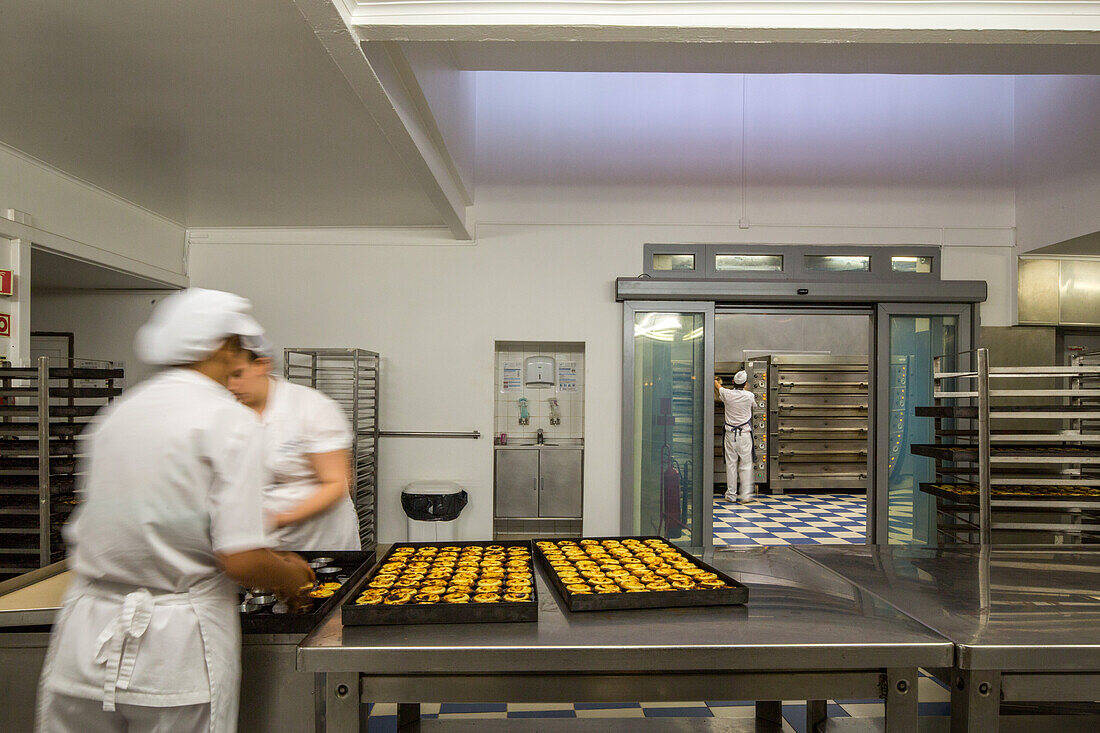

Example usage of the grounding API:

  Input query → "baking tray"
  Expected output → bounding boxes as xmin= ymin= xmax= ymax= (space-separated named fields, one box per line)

xmin=921 ymin=482 xmax=1100 ymax=504
xmin=533 ymin=536 xmax=749 ymax=612
xmin=912 ymin=444 xmax=1100 ymax=463
xmin=240 ymin=549 xmax=375 ymax=634
xmin=341 ymin=540 xmax=538 ymax=626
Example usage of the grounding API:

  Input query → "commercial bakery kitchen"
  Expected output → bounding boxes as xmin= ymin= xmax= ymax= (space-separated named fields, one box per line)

xmin=3 ymin=2 xmax=1100 ymax=731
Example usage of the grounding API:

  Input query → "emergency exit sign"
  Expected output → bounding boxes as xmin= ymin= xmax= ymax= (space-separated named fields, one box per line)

xmin=0 ymin=269 xmax=11 ymax=297
xmin=0 ymin=313 xmax=9 ymax=338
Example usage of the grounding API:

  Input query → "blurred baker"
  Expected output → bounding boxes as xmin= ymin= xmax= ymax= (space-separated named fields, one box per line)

xmin=715 ymin=370 xmax=757 ymax=504
xmin=37 ymin=288 xmax=314 ymax=733
xmin=227 ymin=340 xmax=360 ymax=551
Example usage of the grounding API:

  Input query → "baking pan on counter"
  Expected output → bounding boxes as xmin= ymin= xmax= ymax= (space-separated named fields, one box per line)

xmin=534 ymin=536 xmax=748 ymax=612
xmin=341 ymin=540 xmax=538 ymax=626
xmin=240 ymin=550 xmax=374 ymax=634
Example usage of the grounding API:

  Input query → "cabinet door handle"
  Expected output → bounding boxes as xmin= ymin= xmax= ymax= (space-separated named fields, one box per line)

xmin=533 ymin=477 xmax=539 ymax=492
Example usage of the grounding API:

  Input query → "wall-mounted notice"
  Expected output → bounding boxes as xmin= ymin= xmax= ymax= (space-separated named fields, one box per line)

xmin=501 ymin=361 xmax=522 ymax=392
xmin=557 ymin=361 xmax=577 ymax=392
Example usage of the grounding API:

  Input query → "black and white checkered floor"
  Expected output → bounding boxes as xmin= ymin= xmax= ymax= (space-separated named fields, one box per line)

xmin=364 ymin=673 xmax=952 ymax=731
xmin=713 ymin=493 xmax=867 ymax=546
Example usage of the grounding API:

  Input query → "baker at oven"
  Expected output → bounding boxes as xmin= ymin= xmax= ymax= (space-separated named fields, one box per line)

xmin=37 ymin=288 xmax=314 ymax=733
xmin=227 ymin=339 xmax=360 ymax=551
xmin=715 ymin=369 xmax=757 ymax=504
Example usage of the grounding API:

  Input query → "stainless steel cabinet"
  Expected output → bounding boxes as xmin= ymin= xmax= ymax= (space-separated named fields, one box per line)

xmin=539 ymin=449 xmax=583 ymax=517
xmin=495 ymin=449 xmax=540 ymax=518
xmin=495 ymin=448 xmax=583 ymax=519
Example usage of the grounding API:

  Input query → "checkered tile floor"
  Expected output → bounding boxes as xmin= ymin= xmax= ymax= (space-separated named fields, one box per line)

xmin=713 ymin=493 xmax=867 ymax=546
xmin=365 ymin=674 xmax=952 ymax=732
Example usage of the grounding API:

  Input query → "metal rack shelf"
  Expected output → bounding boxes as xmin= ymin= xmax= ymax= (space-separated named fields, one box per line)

xmin=0 ymin=357 xmax=122 ymax=579
xmin=284 ymin=348 xmax=379 ymax=553
xmin=912 ymin=348 xmax=1100 ymax=544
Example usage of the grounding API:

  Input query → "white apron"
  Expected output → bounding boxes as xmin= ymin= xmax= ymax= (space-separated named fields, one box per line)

xmin=38 ymin=573 xmax=239 ymax=733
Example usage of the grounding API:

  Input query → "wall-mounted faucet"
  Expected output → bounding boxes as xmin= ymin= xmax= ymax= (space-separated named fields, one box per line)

xmin=537 ymin=428 xmax=545 ymax=445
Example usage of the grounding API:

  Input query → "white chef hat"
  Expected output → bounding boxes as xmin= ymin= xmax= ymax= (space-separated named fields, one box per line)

xmin=135 ymin=288 xmax=266 ymax=366
xmin=247 ymin=334 xmax=275 ymax=360
xmin=733 ymin=370 xmax=748 ymax=385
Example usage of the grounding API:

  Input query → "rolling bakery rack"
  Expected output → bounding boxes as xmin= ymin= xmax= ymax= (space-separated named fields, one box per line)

xmin=284 ymin=348 xmax=379 ymax=552
xmin=0 ymin=357 xmax=122 ymax=578
xmin=912 ymin=348 xmax=1100 ymax=544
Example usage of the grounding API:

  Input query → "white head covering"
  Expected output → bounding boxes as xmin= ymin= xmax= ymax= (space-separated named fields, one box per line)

xmin=248 ymin=334 xmax=275 ymax=360
xmin=135 ymin=288 xmax=265 ymax=366
xmin=733 ymin=370 xmax=748 ymax=385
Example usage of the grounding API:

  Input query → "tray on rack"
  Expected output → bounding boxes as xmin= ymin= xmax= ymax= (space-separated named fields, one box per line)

xmin=916 ymin=405 xmax=1100 ymax=419
xmin=912 ymin=444 xmax=1100 ymax=462
xmin=341 ymin=541 xmax=538 ymax=626
xmin=533 ymin=536 xmax=748 ymax=612
xmin=239 ymin=550 xmax=375 ymax=634
xmin=921 ymin=482 xmax=1100 ymax=503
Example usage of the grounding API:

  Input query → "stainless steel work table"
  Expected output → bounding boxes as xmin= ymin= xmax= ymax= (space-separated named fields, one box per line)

xmin=795 ymin=545 xmax=1100 ymax=732
xmin=298 ymin=546 xmax=953 ymax=732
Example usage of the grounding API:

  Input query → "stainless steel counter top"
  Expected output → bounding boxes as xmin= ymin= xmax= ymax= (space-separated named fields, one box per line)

xmin=297 ymin=546 xmax=952 ymax=674
xmin=795 ymin=545 xmax=1100 ymax=671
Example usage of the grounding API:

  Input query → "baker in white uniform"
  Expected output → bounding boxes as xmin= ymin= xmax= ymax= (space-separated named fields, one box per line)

xmin=227 ymin=340 xmax=360 ymax=551
xmin=37 ymin=288 xmax=315 ymax=733
xmin=715 ymin=370 xmax=757 ymax=503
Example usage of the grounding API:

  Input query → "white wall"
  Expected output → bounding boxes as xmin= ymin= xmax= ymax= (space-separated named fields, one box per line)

xmin=30 ymin=290 xmax=166 ymax=386
xmin=475 ymin=73 xmax=1016 ymax=231
xmin=188 ymin=223 xmax=1009 ymax=542
xmin=0 ymin=143 xmax=186 ymax=275
xmin=1015 ymin=75 xmax=1100 ymax=253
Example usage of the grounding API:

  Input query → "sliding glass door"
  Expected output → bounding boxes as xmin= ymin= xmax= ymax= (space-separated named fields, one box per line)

xmin=875 ymin=304 xmax=973 ymax=545
xmin=622 ymin=302 xmax=714 ymax=547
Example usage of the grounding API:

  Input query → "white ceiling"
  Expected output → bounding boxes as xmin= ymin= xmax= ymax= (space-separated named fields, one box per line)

xmin=31 ymin=249 xmax=181 ymax=291
xmin=0 ymin=0 xmax=442 ymax=227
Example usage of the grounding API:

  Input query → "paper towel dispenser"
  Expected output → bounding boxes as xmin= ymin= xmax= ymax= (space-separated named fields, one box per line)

xmin=525 ymin=356 xmax=555 ymax=388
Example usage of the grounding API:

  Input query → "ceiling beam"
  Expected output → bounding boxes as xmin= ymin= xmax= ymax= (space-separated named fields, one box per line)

xmin=343 ymin=1 xmax=1100 ymax=42
xmin=293 ymin=0 xmax=473 ymax=240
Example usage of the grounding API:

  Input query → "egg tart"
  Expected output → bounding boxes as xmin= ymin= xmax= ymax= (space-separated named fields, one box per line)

xmin=443 ymin=592 xmax=470 ymax=603
xmin=473 ymin=593 xmax=500 ymax=603
xmin=565 ymin=583 xmax=592 ymax=593
xmin=646 ymin=581 xmax=673 ymax=591
xmin=671 ymin=580 xmax=695 ymax=590
xmin=593 ymin=584 xmax=621 ymax=594
xmin=503 ymin=592 xmax=531 ymax=603
xmin=309 ymin=588 xmax=335 ymax=599
xmin=355 ymin=595 xmax=383 ymax=605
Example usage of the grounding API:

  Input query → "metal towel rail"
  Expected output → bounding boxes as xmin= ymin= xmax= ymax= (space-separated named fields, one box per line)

xmin=380 ymin=430 xmax=481 ymax=439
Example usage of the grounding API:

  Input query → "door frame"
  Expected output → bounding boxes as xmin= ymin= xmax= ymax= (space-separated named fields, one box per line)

xmin=873 ymin=302 xmax=977 ymax=544
xmin=621 ymin=301 xmax=715 ymax=546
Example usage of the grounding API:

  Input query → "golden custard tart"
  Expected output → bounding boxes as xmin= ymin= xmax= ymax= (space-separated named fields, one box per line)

xmin=355 ymin=595 xmax=383 ymax=605
xmin=473 ymin=593 xmax=500 ymax=603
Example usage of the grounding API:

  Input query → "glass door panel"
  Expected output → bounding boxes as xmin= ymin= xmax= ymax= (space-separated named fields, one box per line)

xmin=629 ymin=309 xmax=711 ymax=546
xmin=885 ymin=314 xmax=959 ymax=544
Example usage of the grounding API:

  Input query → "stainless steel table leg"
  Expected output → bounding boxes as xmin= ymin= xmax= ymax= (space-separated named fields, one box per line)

xmin=884 ymin=667 xmax=917 ymax=733
xmin=806 ymin=699 xmax=827 ymax=733
xmin=319 ymin=672 xmax=360 ymax=733
xmin=951 ymin=670 xmax=1000 ymax=733
xmin=397 ymin=703 xmax=421 ymax=731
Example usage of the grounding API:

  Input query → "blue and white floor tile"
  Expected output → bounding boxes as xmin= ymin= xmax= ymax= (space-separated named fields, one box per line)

xmin=365 ymin=673 xmax=952 ymax=731
xmin=713 ymin=493 xmax=867 ymax=546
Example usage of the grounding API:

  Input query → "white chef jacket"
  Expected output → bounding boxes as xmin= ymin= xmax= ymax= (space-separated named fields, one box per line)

xmin=42 ymin=368 xmax=270 ymax=710
xmin=260 ymin=377 xmax=360 ymax=551
xmin=718 ymin=386 xmax=755 ymax=428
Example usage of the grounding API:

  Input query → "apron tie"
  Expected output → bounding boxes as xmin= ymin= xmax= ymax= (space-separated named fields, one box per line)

xmin=725 ymin=418 xmax=756 ymax=463
xmin=93 ymin=588 xmax=155 ymax=712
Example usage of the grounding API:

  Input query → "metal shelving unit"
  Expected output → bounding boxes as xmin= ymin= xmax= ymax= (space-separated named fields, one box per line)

xmin=0 ymin=357 xmax=122 ymax=579
xmin=913 ymin=348 xmax=1100 ymax=544
xmin=284 ymin=348 xmax=379 ymax=552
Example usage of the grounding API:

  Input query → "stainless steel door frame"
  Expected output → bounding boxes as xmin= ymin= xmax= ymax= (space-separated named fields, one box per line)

xmin=495 ymin=448 xmax=540 ymax=518
xmin=621 ymin=301 xmax=715 ymax=546
xmin=539 ymin=448 xmax=583 ymax=518
xmin=873 ymin=302 xmax=975 ymax=544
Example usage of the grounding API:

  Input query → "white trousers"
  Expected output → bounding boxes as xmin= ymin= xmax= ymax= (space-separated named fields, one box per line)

xmin=724 ymin=427 xmax=755 ymax=499
xmin=38 ymin=691 xmax=210 ymax=733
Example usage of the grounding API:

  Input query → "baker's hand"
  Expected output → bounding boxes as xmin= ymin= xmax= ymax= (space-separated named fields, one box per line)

xmin=273 ymin=552 xmax=315 ymax=600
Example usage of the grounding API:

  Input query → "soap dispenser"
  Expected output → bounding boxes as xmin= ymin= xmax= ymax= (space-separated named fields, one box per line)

xmin=548 ymin=398 xmax=561 ymax=426
xmin=518 ymin=396 xmax=530 ymax=426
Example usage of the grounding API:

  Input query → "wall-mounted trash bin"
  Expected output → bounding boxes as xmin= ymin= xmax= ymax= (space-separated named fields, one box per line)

xmin=402 ymin=481 xmax=468 ymax=541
